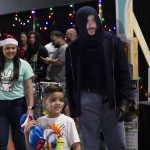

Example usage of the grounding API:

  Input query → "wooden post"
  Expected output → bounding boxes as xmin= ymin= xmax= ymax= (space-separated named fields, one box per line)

xmin=131 ymin=37 xmax=138 ymax=79
xmin=148 ymin=68 xmax=150 ymax=101
xmin=132 ymin=12 xmax=150 ymax=67
xmin=125 ymin=0 xmax=133 ymax=38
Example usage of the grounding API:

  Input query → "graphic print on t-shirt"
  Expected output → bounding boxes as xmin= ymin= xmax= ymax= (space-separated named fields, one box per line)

xmin=0 ymin=69 xmax=13 ymax=92
xmin=44 ymin=122 xmax=65 ymax=150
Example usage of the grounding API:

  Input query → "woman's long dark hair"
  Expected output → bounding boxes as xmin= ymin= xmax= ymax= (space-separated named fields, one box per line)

xmin=0 ymin=34 xmax=20 ymax=82
xmin=25 ymin=31 xmax=41 ymax=61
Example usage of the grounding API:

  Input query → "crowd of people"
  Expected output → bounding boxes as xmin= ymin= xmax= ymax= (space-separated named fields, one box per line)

xmin=0 ymin=6 xmax=133 ymax=150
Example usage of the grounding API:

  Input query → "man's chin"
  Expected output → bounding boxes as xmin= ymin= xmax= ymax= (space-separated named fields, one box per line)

xmin=88 ymin=31 xmax=96 ymax=36
xmin=88 ymin=33 xmax=96 ymax=36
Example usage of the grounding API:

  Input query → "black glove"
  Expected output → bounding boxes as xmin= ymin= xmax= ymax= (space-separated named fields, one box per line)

xmin=126 ymin=101 xmax=137 ymax=121
xmin=118 ymin=99 xmax=130 ymax=122
xmin=119 ymin=99 xmax=137 ymax=122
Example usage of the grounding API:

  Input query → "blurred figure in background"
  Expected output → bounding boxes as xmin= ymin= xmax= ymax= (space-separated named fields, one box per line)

xmin=42 ymin=31 xmax=67 ymax=88
xmin=45 ymin=30 xmax=59 ymax=81
xmin=66 ymin=28 xmax=78 ymax=43
xmin=25 ymin=31 xmax=48 ymax=82
xmin=18 ymin=32 xmax=27 ymax=59
xmin=42 ymin=32 xmax=69 ymax=116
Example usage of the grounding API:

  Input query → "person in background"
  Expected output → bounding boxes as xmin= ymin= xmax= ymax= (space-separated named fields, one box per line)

xmin=45 ymin=30 xmax=59 ymax=81
xmin=65 ymin=6 xmax=132 ymax=150
xmin=65 ymin=28 xmax=78 ymax=43
xmin=42 ymin=31 xmax=69 ymax=116
xmin=42 ymin=31 xmax=68 ymax=88
xmin=25 ymin=31 xmax=48 ymax=82
xmin=0 ymin=34 xmax=34 ymax=150
xmin=24 ymin=84 xmax=81 ymax=150
xmin=45 ymin=30 xmax=59 ymax=59
xmin=18 ymin=32 xmax=27 ymax=59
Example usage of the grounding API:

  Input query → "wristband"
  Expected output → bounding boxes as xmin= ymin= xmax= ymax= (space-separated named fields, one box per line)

xmin=28 ymin=106 xmax=34 ymax=110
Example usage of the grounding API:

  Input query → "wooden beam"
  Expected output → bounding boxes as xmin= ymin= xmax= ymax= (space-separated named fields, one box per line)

xmin=131 ymin=37 xmax=138 ymax=79
xmin=132 ymin=12 xmax=150 ymax=67
xmin=148 ymin=68 xmax=150 ymax=101
xmin=125 ymin=0 xmax=133 ymax=38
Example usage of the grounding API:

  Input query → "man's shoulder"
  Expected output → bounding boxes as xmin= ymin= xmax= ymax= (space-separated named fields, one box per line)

xmin=45 ymin=42 xmax=52 ymax=46
xmin=38 ymin=45 xmax=48 ymax=55
xmin=61 ymin=43 xmax=68 ymax=49
xmin=104 ymin=31 xmax=121 ymax=42
xmin=67 ymin=39 xmax=80 ymax=53
xmin=45 ymin=42 xmax=53 ymax=48
xmin=68 ymin=39 xmax=80 ymax=48
xmin=104 ymin=31 xmax=116 ymax=40
xmin=39 ymin=45 xmax=47 ymax=50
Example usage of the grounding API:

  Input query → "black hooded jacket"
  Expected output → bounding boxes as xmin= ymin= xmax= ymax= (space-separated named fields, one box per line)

xmin=65 ymin=6 xmax=131 ymax=118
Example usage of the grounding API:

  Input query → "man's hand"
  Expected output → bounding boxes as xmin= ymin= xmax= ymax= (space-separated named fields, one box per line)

xmin=118 ymin=100 xmax=130 ymax=122
xmin=27 ymin=109 xmax=34 ymax=117
xmin=119 ymin=99 xmax=137 ymax=122
xmin=41 ymin=56 xmax=50 ymax=65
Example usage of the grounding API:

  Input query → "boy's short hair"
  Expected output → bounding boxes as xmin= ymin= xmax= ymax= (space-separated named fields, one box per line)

xmin=43 ymin=84 xmax=64 ymax=98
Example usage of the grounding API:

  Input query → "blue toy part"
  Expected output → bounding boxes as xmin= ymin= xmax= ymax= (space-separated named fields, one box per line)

xmin=20 ymin=113 xmax=28 ymax=133
xmin=29 ymin=125 xmax=46 ymax=149
xmin=20 ymin=113 xmax=34 ymax=133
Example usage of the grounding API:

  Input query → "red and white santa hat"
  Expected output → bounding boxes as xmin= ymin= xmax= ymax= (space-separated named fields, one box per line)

xmin=0 ymin=38 xmax=18 ymax=47
xmin=0 ymin=34 xmax=18 ymax=47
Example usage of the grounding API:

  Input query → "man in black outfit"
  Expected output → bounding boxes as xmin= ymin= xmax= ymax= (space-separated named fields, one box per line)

xmin=65 ymin=6 xmax=131 ymax=150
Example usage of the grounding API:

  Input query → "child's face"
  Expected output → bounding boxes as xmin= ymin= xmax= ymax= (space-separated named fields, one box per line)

xmin=45 ymin=92 xmax=64 ymax=118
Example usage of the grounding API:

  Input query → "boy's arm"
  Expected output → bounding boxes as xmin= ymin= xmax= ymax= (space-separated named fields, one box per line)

xmin=72 ymin=142 xmax=81 ymax=150
xmin=67 ymin=118 xmax=81 ymax=150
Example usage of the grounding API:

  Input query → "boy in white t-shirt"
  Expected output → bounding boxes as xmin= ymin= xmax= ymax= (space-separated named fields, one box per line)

xmin=24 ymin=84 xmax=81 ymax=150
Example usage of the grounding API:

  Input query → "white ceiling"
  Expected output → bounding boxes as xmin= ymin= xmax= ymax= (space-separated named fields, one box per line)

xmin=0 ymin=0 xmax=93 ymax=15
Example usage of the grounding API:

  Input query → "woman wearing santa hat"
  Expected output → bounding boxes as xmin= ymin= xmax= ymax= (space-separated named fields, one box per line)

xmin=0 ymin=34 xmax=34 ymax=150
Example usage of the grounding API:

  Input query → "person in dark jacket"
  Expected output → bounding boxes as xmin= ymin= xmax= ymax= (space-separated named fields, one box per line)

xmin=65 ymin=6 xmax=131 ymax=150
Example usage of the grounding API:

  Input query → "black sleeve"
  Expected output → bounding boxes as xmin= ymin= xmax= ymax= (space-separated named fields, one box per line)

xmin=65 ymin=46 xmax=77 ymax=118
xmin=114 ymin=36 xmax=131 ymax=102
xmin=36 ymin=46 xmax=48 ymax=79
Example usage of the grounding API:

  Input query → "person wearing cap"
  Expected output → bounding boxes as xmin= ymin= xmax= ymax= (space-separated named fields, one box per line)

xmin=0 ymin=35 xmax=34 ymax=150
xmin=65 ymin=6 xmax=132 ymax=150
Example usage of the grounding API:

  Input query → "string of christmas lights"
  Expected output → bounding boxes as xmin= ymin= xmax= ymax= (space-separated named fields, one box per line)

xmin=12 ymin=1 xmax=116 ymax=32
xmin=138 ymin=75 xmax=148 ymax=99
xmin=98 ymin=0 xmax=116 ymax=33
